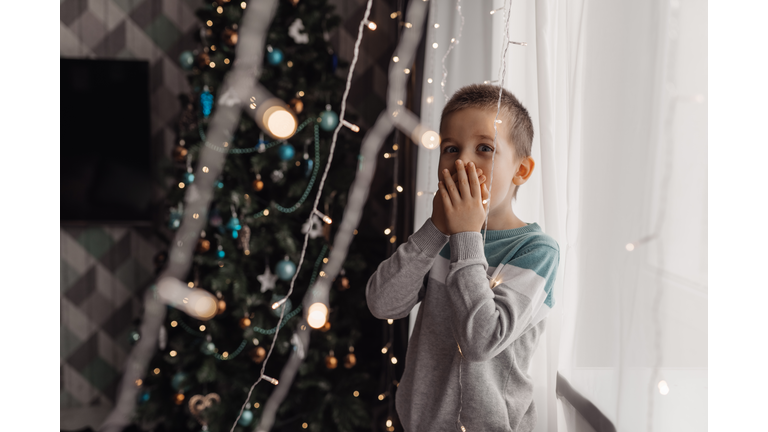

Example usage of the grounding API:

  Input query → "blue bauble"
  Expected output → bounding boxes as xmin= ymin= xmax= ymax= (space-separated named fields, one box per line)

xmin=201 ymin=341 xmax=216 ymax=355
xmin=169 ymin=214 xmax=181 ymax=230
xmin=267 ymin=48 xmax=284 ymax=65
xmin=320 ymin=109 xmax=339 ymax=132
xmin=179 ymin=51 xmax=195 ymax=70
xmin=276 ymin=258 xmax=297 ymax=281
xmin=226 ymin=217 xmax=242 ymax=232
xmin=216 ymin=181 xmax=224 ymax=189
xmin=278 ymin=144 xmax=295 ymax=161
xmin=200 ymin=90 xmax=213 ymax=118
xmin=171 ymin=372 xmax=190 ymax=391
xmin=217 ymin=250 xmax=225 ymax=259
xmin=137 ymin=389 xmax=150 ymax=404
xmin=238 ymin=410 xmax=254 ymax=427
xmin=304 ymin=159 xmax=314 ymax=178
xmin=183 ymin=172 xmax=195 ymax=184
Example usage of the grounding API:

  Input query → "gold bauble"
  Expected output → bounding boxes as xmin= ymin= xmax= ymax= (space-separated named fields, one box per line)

xmin=173 ymin=392 xmax=185 ymax=405
xmin=289 ymin=98 xmax=304 ymax=114
xmin=325 ymin=354 xmax=338 ymax=369
xmin=344 ymin=353 xmax=357 ymax=369
xmin=249 ymin=346 xmax=267 ymax=363
xmin=197 ymin=239 xmax=211 ymax=253
xmin=239 ymin=317 xmax=252 ymax=329
xmin=216 ymin=300 xmax=226 ymax=315
xmin=340 ymin=276 xmax=350 ymax=290
xmin=222 ymin=28 xmax=238 ymax=46
xmin=172 ymin=146 xmax=188 ymax=162
xmin=197 ymin=52 xmax=211 ymax=67
xmin=253 ymin=179 xmax=264 ymax=191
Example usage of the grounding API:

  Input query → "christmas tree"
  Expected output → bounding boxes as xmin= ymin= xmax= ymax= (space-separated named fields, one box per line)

xmin=134 ymin=0 xmax=383 ymax=431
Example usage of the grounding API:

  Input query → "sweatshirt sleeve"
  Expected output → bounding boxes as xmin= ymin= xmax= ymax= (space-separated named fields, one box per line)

xmin=366 ymin=217 xmax=450 ymax=320
xmin=444 ymin=231 xmax=559 ymax=362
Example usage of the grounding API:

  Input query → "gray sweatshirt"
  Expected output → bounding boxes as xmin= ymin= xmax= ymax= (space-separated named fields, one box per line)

xmin=366 ymin=218 xmax=560 ymax=432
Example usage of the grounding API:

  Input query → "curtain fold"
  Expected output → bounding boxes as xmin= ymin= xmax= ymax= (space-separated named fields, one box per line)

xmin=413 ymin=0 xmax=706 ymax=431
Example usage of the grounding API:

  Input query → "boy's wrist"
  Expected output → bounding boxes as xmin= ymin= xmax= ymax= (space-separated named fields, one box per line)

xmin=412 ymin=218 xmax=450 ymax=256
xmin=449 ymin=231 xmax=485 ymax=263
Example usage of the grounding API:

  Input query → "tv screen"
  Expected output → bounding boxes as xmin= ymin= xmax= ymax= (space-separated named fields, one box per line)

xmin=61 ymin=58 xmax=153 ymax=222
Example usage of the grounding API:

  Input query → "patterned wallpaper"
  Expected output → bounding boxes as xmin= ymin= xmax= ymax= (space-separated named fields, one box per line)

xmin=60 ymin=0 xmax=400 ymax=429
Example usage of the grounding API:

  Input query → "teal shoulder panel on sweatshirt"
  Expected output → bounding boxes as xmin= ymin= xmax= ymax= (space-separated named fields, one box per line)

xmin=437 ymin=222 xmax=545 ymax=265
xmin=503 ymin=242 xmax=559 ymax=309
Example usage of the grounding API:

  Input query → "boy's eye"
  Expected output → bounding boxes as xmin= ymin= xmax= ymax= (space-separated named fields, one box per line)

xmin=442 ymin=145 xmax=494 ymax=154
xmin=480 ymin=145 xmax=493 ymax=152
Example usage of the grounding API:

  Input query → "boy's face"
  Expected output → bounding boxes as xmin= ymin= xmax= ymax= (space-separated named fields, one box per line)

xmin=439 ymin=107 xmax=518 ymax=212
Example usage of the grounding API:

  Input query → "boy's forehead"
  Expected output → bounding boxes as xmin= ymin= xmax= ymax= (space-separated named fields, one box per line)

xmin=440 ymin=107 xmax=511 ymax=138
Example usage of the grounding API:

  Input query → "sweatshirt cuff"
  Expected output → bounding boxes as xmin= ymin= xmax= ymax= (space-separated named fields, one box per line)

xmin=411 ymin=218 xmax=451 ymax=257
xmin=449 ymin=231 xmax=486 ymax=262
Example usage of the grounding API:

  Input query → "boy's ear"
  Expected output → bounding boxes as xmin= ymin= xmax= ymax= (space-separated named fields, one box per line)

xmin=513 ymin=157 xmax=535 ymax=185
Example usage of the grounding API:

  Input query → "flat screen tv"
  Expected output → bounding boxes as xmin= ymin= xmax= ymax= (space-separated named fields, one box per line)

xmin=61 ymin=58 xmax=153 ymax=223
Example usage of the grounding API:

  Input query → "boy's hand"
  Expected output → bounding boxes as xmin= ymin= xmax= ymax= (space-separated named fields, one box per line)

xmin=432 ymin=167 xmax=486 ymax=235
xmin=436 ymin=160 xmax=490 ymax=234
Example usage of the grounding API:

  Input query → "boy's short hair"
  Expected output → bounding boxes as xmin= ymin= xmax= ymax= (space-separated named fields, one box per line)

xmin=440 ymin=84 xmax=534 ymax=200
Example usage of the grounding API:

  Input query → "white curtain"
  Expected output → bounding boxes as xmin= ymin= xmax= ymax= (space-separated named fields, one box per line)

xmin=412 ymin=0 xmax=707 ymax=431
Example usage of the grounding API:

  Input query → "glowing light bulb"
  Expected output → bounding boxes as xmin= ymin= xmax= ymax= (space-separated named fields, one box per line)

xmin=136 ymin=379 xmax=142 ymax=386
xmin=393 ymin=56 xmax=400 ymax=63
xmin=263 ymin=106 xmax=297 ymax=139
xmin=302 ymin=423 xmax=308 ymax=429
xmin=199 ymin=325 xmax=206 ymax=331
xmin=170 ymin=350 xmax=177 ymax=357
xmin=179 ymin=182 xmax=185 ymax=189
xmin=384 ymin=228 xmax=391 ymax=235
xmin=420 ymin=130 xmax=440 ymax=149
xmin=378 ymin=394 xmax=385 ymax=400
xmin=396 ymin=185 xmax=403 ymax=192
xmin=381 ymin=346 xmax=388 ymax=354
xmin=434 ymin=23 xmax=440 ymax=28
xmin=241 ymin=1 xmax=246 ymax=9
xmin=209 ymin=61 xmax=216 ymax=68
xmin=216 ymin=6 xmax=223 ymax=13
xmin=390 ymin=12 xmax=399 ymax=19
xmin=206 ymin=20 xmax=213 ymax=26
xmin=224 ymin=58 xmax=230 ymax=64
xmin=658 ymin=380 xmax=670 ymax=395
xmin=193 ymin=295 xmax=218 ymax=320
xmin=404 ymin=68 xmax=411 ymax=74
xmin=193 ymin=213 xmax=199 ymax=219
xmin=432 ymin=42 xmax=438 ymax=49
xmin=386 ymin=419 xmax=393 ymax=428
xmin=263 ymin=209 xmax=269 ymax=216
xmin=428 ymin=78 xmax=433 ymax=83
xmin=307 ymin=302 xmax=329 ymax=329
xmin=353 ymin=391 xmax=359 ymax=397
xmin=154 ymin=368 xmax=160 ymax=375
xmin=626 ymin=243 xmax=635 ymax=251
xmin=187 ymin=282 xmax=194 ymax=288
xmin=367 ymin=21 xmax=377 ymax=30
xmin=387 ymin=319 xmax=394 ymax=324
xmin=171 ymin=321 xmax=178 ymax=327
xmin=404 ymin=22 xmax=412 ymax=28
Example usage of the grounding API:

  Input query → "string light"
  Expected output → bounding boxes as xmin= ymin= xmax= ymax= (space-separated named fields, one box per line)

xmin=206 ymin=20 xmax=213 ymax=26
xmin=199 ymin=325 xmax=206 ymax=331
xmin=386 ymin=419 xmax=393 ymax=428
xmin=384 ymin=228 xmax=391 ymax=235
xmin=393 ymin=56 xmax=400 ymax=62
xmin=153 ymin=368 xmax=160 ymax=375
xmin=396 ymin=185 xmax=403 ymax=192
xmin=366 ymin=20 xmax=377 ymax=30
xmin=404 ymin=68 xmax=411 ymax=74
xmin=391 ymin=356 xmax=398 ymax=364
xmin=658 ymin=380 xmax=670 ymax=395
xmin=378 ymin=393 xmax=386 ymax=400
xmin=302 ymin=423 xmax=308 ymax=429
xmin=427 ymin=78 xmax=433 ymax=83
xmin=240 ymin=1 xmax=246 ymax=8
xmin=420 ymin=130 xmax=440 ymax=149
xmin=390 ymin=11 xmax=400 ymax=19
xmin=341 ymin=119 xmax=360 ymax=132
xmin=387 ymin=319 xmax=394 ymax=324
xmin=171 ymin=321 xmax=178 ymax=327
xmin=389 ymin=236 xmax=396 ymax=243
xmin=353 ymin=391 xmax=359 ymax=397
xmin=313 ymin=208 xmax=332 ymax=224
xmin=170 ymin=350 xmax=177 ymax=357
xmin=135 ymin=379 xmax=142 ymax=386
xmin=490 ymin=7 xmax=503 ymax=14
xmin=271 ymin=297 xmax=288 ymax=310
xmin=262 ymin=374 xmax=279 ymax=386
xmin=307 ymin=302 xmax=329 ymax=329
xmin=432 ymin=42 xmax=438 ymax=49
xmin=434 ymin=23 xmax=440 ymax=28
xmin=178 ymin=182 xmax=185 ymax=189
xmin=187 ymin=282 xmax=194 ymax=287
xmin=403 ymin=22 xmax=412 ymax=28
xmin=210 ymin=61 xmax=216 ymax=68
xmin=211 ymin=45 xmax=216 ymax=51
xmin=392 ymin=144 xmax=399 ymax=150
xmin=217 ymin=5 xmax=223 ymax=13
xmin=508 ymin=40 xmax=527 ymax=46
xmin=287 ymin=60 xmax=293 ymax=67
xmin=381 ymin=346 xmax=389 ymax=354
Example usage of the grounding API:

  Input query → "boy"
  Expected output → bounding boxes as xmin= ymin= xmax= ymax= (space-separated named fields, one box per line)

xmin=366 ymin=84 xmax=560 ymax=431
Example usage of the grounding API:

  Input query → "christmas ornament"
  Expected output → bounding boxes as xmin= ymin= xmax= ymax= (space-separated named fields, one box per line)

xmin=289 ymin=98 xmax=304 ymax=114
xmin=276 ymin=256 xmax=297 ymax=280
xmin=171 ymin=371 xmax=190 ymax=391
xmin=216 ymin=299 xmax=226 ymax=314
xmin=270 ymin=169 xmax=284 ymax=182
xmin=197 ymin=51 xmax=211 ymax=68
xmin=301 ymin=214 xmax=324 ymax=239
xmin=169 ymin=203 xmax=183 ymax=230
xmin=278 ymin=143 xmax=295 ymax=161
xmin=197 ymin=238 xmax=211 ymax=253
xmin=239 ymin=317 xmax=252 ymax=329
xmin=226 ymin=216 xmax=242 ymax=238
xmin=249 ymin=346 xmax=267 ymax=363
xmin=173 ymin=392 xmax=185 ymax=405
xmin=189 ymin=393 xmax=221 ymax=430
xmin=200 ymin=86 xmax=213 ymax=118
xmin=172 ymin=145 xmax=188 ymax=162
xmin=222 ymin=27 xmax=238 ymax=46
xmin=344 ymin=352 xmax=357 ymax=369
xmin=158 ymin=325 xmax=167 ymax=350
xmin=288 ymin=19 xmax=309 ymax=44
xmin=216 ymin=243 xmax=225 ymax=259
xmin=304 ymin=158 xmax=314 ymax=178
xmin=325 ymin=351 xmax=338 ymax=369
xmin=201 ymin=341 xmax=216 ymax=355
xmin=129 ymin=330 xmax=140 ymax=344
xmin=319 ymin=105 xmax=339 ymax=131
xmin=238 ymin=410 xmax=254 ymax=427
xmin=266 ymin=46 xmax=283 ymax=65
xmin=253 ymin=173 xmax=264 ymax=191
xmin=179 ymin=50 xmax=195 ymax=70
xmin=257 ymin=266 xmax=279 ymax=293
xmin=331 ymin=52 xmax=338 ymax=72
xmin=183 ymin=170 xmax=195 ymax=184
xmin=337 ymin=268 xmax=350 ymax=290
xmin=138 ymin=389 xmax=150 ymax=404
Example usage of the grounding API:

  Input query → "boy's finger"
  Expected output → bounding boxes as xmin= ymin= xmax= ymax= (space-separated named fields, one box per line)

xmin=440 ymin=169 xmax=461 ymax=206
xmin=454 ymin=160 xmax=472 ymax=199
xmin=467 ymin=162 xmax=482 ymax=199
